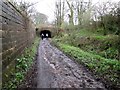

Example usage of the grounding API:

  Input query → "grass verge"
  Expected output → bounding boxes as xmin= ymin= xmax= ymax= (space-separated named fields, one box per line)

xmin=3 ymin=37 xmax=40 ymax=89
xmin=53 ymin=41 xmax=120 ymax=89
xmin=55 ymin=29 xmax=119 ymax=60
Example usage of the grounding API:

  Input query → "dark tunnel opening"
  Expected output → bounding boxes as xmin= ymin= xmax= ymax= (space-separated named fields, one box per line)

xmin=35 ymin=28 xmax=39 ymax=31
xmin=40 ymin=30 xmax=51 ymax=39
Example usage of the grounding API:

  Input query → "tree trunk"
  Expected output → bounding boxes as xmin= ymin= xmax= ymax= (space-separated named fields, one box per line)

xmin=118 ymin=33 xmax=120 ymax=60
xmin=66 ymin=0 xmax=74 ymax=25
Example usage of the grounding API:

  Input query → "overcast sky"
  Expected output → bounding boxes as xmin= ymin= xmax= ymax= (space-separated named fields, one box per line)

xmin=16 ymin=0 xmax=120 ymax=22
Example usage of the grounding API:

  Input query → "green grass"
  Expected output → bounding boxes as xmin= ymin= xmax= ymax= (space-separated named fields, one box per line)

xmin=76 ymin=29 xmax=118 ymax=41
xmin=3 ymin=37 xmax=40 ymax=89
xmin=55 ymin=42 xmax=120 ymax=88
xmin=57 ymin=29 xmax=118 ymax=44
xmin=54 ymin=28 xmax=119 ymax=60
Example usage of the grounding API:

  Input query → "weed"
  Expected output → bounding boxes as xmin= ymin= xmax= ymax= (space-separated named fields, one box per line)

xmin=3 ymin=37 xmax=40 ymax=89
xmin=55 ymin=42 xmax=120 ymax=88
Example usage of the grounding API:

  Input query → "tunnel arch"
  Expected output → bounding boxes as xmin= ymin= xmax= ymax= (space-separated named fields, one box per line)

xmin=40 ymin=30 xmax=52 ymax=39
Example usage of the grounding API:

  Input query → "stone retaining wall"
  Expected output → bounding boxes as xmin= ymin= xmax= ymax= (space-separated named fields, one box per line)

xmin=0 ymin=0 xmax=35 ymax=84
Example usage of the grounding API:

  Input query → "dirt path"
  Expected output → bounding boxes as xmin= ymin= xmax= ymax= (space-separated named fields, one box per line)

xmin=36 ymin=39 xmax=106 ymax=88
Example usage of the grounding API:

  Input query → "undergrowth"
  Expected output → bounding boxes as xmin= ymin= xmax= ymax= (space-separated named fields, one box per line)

xmin=2 ymin=37 xmax=40 ymax=90
xmin=54 ymin=42 xmax=120 ymax=89
xmin=55 ymin=29 xmax=119 ymax=60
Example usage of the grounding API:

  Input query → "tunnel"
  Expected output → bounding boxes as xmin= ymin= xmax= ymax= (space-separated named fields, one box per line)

xmin=40 ymin=30 xmax=51 ymax=39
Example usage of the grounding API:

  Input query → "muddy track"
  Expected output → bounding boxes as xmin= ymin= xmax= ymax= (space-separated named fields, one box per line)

xmin=19 ymin=39 xmax=106 ymax=89
xmin=36 ymin=39 xmax=106 ymax=89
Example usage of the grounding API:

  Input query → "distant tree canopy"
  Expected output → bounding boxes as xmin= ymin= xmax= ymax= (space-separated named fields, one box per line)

xmin=54 ymin=0 xmax=120 ymax=36
xmin=8 ymin=0 xmax=37 ymax=16
xmin=8 ymin=0 xmax=48 ymax=26
xmin=95 ymin=2 xmax=120 ymax=35
xmin=32 ymin=12 xmax=48 ymax=26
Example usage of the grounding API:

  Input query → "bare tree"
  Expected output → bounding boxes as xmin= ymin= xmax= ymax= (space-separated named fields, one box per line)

xmin=74 ymin=0 xmax=92 ymax=28
xmin=66 ymin=0 xmax=74 ymax=25
xmin=55 ymin=0 xmax=65 ymax=28
xmin=32 ymin=12 xmax=48 ymax=26
xmin=94 ymin=1 xmax=116 ymax=34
